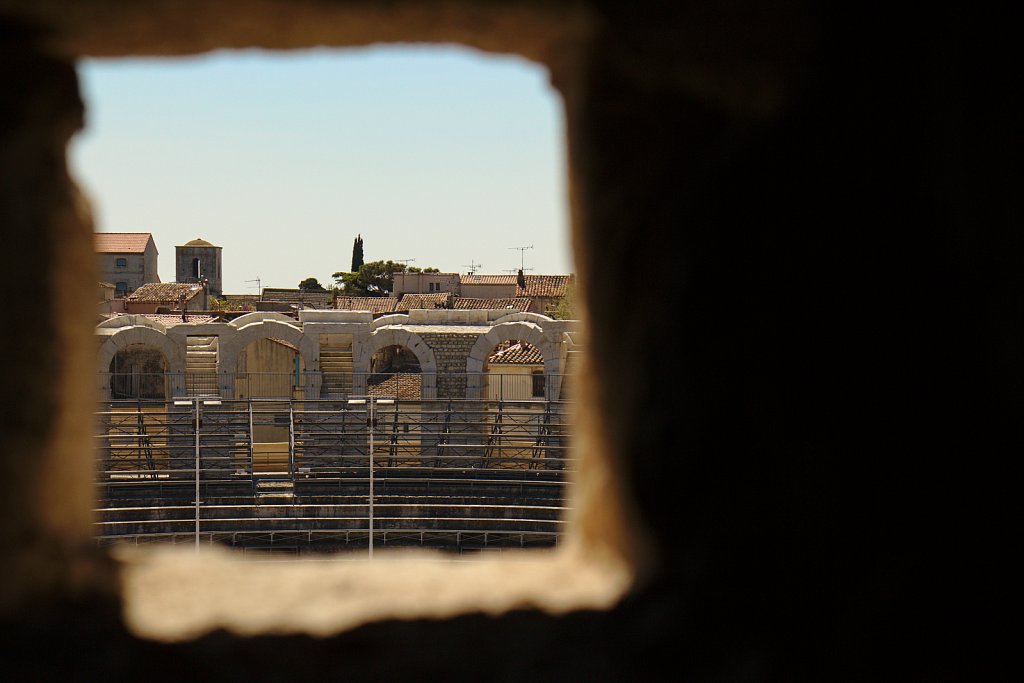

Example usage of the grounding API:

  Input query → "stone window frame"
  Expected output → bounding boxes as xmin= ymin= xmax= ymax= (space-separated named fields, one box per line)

xmin=5 ymin=2 xmax=640 ymax=644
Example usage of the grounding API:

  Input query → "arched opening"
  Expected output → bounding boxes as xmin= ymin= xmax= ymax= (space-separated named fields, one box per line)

xmin=368 ymin=344 xmax=422 ymax=400
xmin=108 ymin=344 xmax=168 ymax=400
xmin=485 ymin=339 xmax=546 ymax=401
xmin=235 ymin=337 xmax=305 ymax=473
xmin=235 ymin=337 xmax=303 ymax=400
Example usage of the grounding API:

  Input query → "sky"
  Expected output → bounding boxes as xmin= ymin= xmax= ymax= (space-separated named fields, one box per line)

xmin=70 ymin=45 xmax=572 ymax=295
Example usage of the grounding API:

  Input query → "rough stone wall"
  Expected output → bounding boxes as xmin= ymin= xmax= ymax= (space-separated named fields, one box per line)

xmin=419 ymin=331 xmax=481 ymax=398
xmin=0 ymin=1 xmax=1013 ymax=681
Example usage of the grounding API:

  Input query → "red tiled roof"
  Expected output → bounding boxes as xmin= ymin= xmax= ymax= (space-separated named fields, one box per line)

xmin=335 ymin=297 xmax=397 ymax=315
xmin=127 ymin=282 xmax=203 ymax=303
xmin=396 ymin=292 xmax=451 ymax=311
xmin=488 ymin=341 xmax=545 ymax=365
xmin=95 ymin=232 xmax=154 ymax=254
xmin=367 ymin=374 xmax=422 ymax=400
xmin=461 ymin=274 xmax=518 ymax=286
xmin=518 ymin=274 xmax=574 ymax=298
xmin=451 ymin=297 xmax=531 ymax=311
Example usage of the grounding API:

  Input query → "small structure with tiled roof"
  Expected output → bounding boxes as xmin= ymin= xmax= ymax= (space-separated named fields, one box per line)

xmin=95 ymin=232 xmax=159 ymax=297
xmin=125 ymin=282 xmax=207 ymax=314
xmin=487 ymin=340 xmax=545 ymax=365
xmin=451 ymin=297 xmax=532 ymax=312
xmin=458 ymin=273 xmax=574 ymax=314
xmin=260 ymin=288 xmax=333 ymax=310
xmin=335 ymin=296 xmax=398 ymax=316
xmin=395 ymin=292 xmax=452 ymax=311
xmin=517 ymin=274 xmax=574 ymax=299
xmin=485 ymin=340 xmax=547 ymax=400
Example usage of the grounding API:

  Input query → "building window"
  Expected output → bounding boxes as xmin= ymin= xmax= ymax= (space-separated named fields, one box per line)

xmin=532 ymin=370 xmax=546 ymax=398
xmin=115 ymin=282 xmax=128 ymax=296
xmin=115 ymin=257 xmax=127 ymax=268
xmin=428 ymin=282 xmax=436 ymax=292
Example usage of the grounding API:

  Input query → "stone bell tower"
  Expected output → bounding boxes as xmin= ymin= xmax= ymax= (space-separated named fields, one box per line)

xmin=175 ymin=238 xmax=223 ymax=297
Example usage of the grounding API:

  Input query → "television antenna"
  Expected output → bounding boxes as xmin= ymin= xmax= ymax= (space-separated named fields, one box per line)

xmin=245 ymin=277 xmax=261 ymax=294
xmin=463 ymin=260 xmax=483 ymax=275
xmin=508 ymin=245 xmax=534 ymax=271
xmin=395 ymin=258 xmax=416 ymax=266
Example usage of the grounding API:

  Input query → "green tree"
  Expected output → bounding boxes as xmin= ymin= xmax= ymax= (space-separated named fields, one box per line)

xmin=333 ymin=260 xmax=442 ymax=297
xmin=351 ymin=234 xmax=364 ymax=272
xmin=549 ymin=281 xmax=578 ymax=320
xmin=298 ymin=277 xmax=326 ymax=291
xmin=332 ymin=260 xmax=404 ymax=296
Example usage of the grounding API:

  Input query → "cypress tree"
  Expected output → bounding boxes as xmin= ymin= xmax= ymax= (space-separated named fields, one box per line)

xmin=351 ymin=234 xmax=364 ymax=272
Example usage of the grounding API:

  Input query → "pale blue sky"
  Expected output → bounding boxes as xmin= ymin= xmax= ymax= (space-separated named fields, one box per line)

xmin=70 ymin=45 xmax=571 ymax=294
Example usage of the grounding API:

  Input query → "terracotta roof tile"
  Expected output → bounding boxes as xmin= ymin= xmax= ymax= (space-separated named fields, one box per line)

xmin=518 ymin=274 xmax=574 ymax=298
xmin=451 ymin=297 xmax=531 ymax=311
xmin=396 ymin=292 xmax=451 ymax=311
xmin=367 ymin=374 xmax=422 ymax=400
xmin=461 ymin=274 xmax=518 ymax=286
xmin=488 ymin=341 xmax=545 ymax=365
xmin=127 ymin=282 xmax=203 ymax=303
xmin=335 ymin=297 xmax=397 ymax=315
xmin=94 ymin=232 xmax=154 ymax=254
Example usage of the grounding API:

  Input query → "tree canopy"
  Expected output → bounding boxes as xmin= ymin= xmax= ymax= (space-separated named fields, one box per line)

xmin=332 ymin=260 xmax=440 ymax=297
xmin=351 ymin=235 xmax=364 ymax=272
xmin=298 ymin=277 xmax=326 ymax=292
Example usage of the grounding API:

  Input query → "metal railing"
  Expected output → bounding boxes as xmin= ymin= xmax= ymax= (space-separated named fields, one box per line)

xmin=94 ymin=396 xmax=574 ymax=553
xmin=99 ymin=371 xmax=574 ymax=402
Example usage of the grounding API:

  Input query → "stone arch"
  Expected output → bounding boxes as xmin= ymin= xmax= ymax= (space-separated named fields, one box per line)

xmin=96 ymin=325 xmax=186 ymax=400
xmin=218 ymin=319 xmax=319 ymax=398
xmin=97 ymin=314 xmax=168 ymax=334
xmin=228 ymin=311 xmax=296 ymax=328
xmin=492 ymin=311 xmax=555 ymax=326
xmin=354 ymin=327 xmax=438 ymax=399
xmin=465 ymin=321 xmax=561 ymax=400
xmin=371 ymin=313 xmax=411 ymax=330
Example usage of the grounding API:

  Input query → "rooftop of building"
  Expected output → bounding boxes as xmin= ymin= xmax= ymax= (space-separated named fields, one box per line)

xmin=518 ymin=274 xmax=574 ymax=298
xmin=261 ymin=288 xmax=334 ymax=309
xmin=179 ymin=238 xmax=220 ymax=248
xmin=127 ymin=282 xmax=204 ymax=303
xmin=94 ymin=232 xmax=155 ymax=255
xmin=366 ymin=373 xmax=422 ymax=401
xmin=451 ymin=297 xmax=531 ymax=311
xmin=335 ymin=296 xmax=398 ymax=315
xmin=395 ymin=292 xmax=451 ymax=311
xmin=488 ymin=341 xmax=545 ymax=365
xmin=460 ymin=274 xmax=518 ymax=286
xmin=458 ymin=273 xmax=574 ymax=298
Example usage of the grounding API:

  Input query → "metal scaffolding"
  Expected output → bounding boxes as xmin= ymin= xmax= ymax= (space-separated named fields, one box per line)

xmin=95 ymin=395 xmax=573 ymax=554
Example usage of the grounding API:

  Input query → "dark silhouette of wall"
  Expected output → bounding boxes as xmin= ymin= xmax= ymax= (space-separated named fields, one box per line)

xmin=0 ymin=2 xmax=1008 ymax=680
